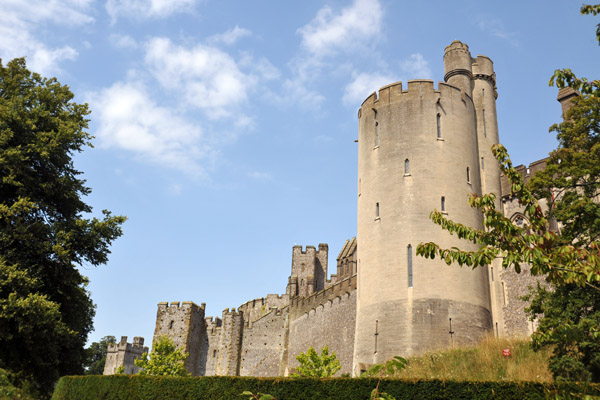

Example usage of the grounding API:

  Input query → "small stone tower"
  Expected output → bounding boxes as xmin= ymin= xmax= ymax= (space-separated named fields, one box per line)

xmin=286 ymin=244 xmax=328 ymax=297
xmin=103 ymin=336 xmax=148 ymax=375
xmin=353 ymin=41 xmax=496 ymax=374
xmin=153 ymin=301 xmax=206 ymax=375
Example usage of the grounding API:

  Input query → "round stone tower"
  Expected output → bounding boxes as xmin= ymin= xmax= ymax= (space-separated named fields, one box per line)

xmin=352 ymin=41 xmax=494 ymax=374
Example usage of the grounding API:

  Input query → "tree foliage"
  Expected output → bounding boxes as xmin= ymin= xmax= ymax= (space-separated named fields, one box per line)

xmin=0 ymin=58 xmax=126 ymax=397
xmin=134 ymin=335 xmax=189 ymax=376
xmin=526 ymin=283 xmax=600 ymax=382
xmin=292 ymin=345 xmax=341 ymax=378
xmin=83 ymin=335 xmax=116 ymax=375
xmin=416 ymin=143 xmax=600 ymax=289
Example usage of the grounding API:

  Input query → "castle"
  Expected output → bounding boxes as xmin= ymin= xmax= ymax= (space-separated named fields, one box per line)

xmin=105 ymin=41 xmax=573 ymax=377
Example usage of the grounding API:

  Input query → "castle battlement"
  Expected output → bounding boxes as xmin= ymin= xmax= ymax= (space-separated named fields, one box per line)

xmin=157 ymin=301 xmax=204 ymax=311
xmin=290 ymin=274 xmax=357 ymax=318
xmin=359 ymin=80 xmax=471 ymax=113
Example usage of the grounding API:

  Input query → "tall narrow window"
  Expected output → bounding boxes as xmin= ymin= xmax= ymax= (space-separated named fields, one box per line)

xmin=375 ymin=122 xmax=379 ymax=146
xmin=441 ymin=196 xmax=446 ymax=212
xmin=482 ymin=88 xmax=485 ymax=97
xmin=491 ymin=266 xmax=494 ymax=281
xmin=407 ymin=244 xmax=413 ymax=287
xmin=358 ymin=178 xmax=361 ymax=196
xmin=481 ymin=157 xmax=485 ymax=170
xmin=405 ymin=158 xmax=410 ymax=175
xmin=466 ymin=167 xmax=470 ymax=183
xmin=483 ymin=109 xmax=487 ymax=137
xmin=375 ymin=202 xmax=380 ymax=218
xmin=436 ymin=113 xmax=441 ymax=139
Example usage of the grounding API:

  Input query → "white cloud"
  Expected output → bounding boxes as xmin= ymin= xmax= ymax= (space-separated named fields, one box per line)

xmin=106 ymin=0 xmax=197 ymax=23
xmin=478 ymin=17 xmax=519 ymax=46
xmin=343 ymin=72 xmax=395 ymax=105
xmin=400 ymin=53 xmax=432 ymax=79
xmin=110 ymin=34 xmax=138 ymax=49
xmin=246 ymin=171 xmax=272 ymax=182
xmin=87 ymin=81 xmax=212 ymax=175
xmin=298 ymin=0 xmax=382 ymax=57
xmin=0 ymin=0 xmax=94 ymax=74
xmin=144 ymin=37 xmax=255 ymax=118
xmin=208 ymin=26 xmax=252 ymax=46
xmin=342 ymin=54 xmax=431 ymax=106
xmin=286 ymin=0 xmax=383 ymax=109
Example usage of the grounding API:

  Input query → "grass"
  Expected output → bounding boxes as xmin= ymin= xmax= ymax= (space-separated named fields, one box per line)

xmin=392 ymin=335 xmax=553 ymax=383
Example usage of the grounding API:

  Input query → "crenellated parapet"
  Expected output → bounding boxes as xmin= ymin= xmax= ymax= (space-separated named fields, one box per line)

xmin=153 ymin=301 xmax=206 ymax=375
xmin=290 ymin=274 xmax=356 ymax=319
xmin=359 ymin=80 xmax=470 ymax=118
xmin=103 ymin=336 xmax=148 ymax=375
xmin=287 ymin=243 xmax=328 ymax=298
xmin=237 ymin=294 xmax=289 ymax=326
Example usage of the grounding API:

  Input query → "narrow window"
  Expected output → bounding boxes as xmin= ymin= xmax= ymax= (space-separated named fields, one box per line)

xmin=404 ymin=159 xmax=410 ymax=175
xmin=491 ymin=266 xmax=494 ymax=281
xmin=213 ymin=350 xmax=217 ymax=358
xmin=407 ymin=244 xmax=413 ymax=287
xmin=466 ymin=167 xmax=470 ymax=183
xmin=441 ymin=196 xmax=446 ymax=212
xmin=169 ymin=320 xmax=174 ymax=329
xmin=375 ymin=202 xmax=380 ymax=218
xmin=436 ymin=113 xmax=441 ymax=138
xmin=483 ymin=109 xmax=487 ymax=137
xmin=481 ymin=157 xmax=485 ymax=170
xmin=358 ymin=178 xmax=361 ymax=196
xmin=375 ymin=122 xmax=379 ymax=146
xmin=482 ymin=88 xmax=485 ymax=97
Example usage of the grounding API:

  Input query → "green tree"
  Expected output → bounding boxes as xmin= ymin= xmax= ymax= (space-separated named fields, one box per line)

xmin=292 ymin=345 xmax=341 ymax=378
xmin=134 ymin=335 xmax=189 ymax=376
xmin=0 ymin=58 xmax=125 ymax=397
xmin=83 ymin=335 xmax=116 ymax=375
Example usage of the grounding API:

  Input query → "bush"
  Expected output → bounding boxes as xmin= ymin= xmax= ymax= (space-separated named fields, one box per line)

xmin=51 ymin=375 xmax=600 ymax=400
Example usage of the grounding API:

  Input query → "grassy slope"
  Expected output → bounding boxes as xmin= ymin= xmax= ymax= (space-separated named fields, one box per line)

xmin=392 ymin=336 xmax=553 ymax=382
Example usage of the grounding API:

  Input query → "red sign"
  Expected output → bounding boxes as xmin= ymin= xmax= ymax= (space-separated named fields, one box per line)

xmin=502 ymin=348 xmax=511 ymax=357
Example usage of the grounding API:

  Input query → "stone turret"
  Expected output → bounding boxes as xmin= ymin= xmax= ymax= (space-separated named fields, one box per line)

xmin=153 ymin=301 xmax=206 ymax=375
xmin=286 ymin=244 xmax=328 ymax=298
xmin=353 ymin=41 xmax=494 ymax=374
xmin=103 ymin=336 xmax=148 ymax=375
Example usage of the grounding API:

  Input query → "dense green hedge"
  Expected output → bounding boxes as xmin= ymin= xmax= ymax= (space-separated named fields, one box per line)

xmin=51 ymin=375 xmax=600 ymax=400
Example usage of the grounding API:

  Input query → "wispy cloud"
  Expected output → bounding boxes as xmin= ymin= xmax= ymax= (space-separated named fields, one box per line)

xmin=110 ymin=33 xmax=138 ymax=49
xmin=246 ymin=171 xmax=272 ymax=182
xmin=298 ymin=0 xmax=382 ymax=57
xmin=343 ymin=72 xmax=395 ymax=105
xmin=285 ymin=0 xmax=383 ymax=109
xmin=106 ymin=0 xmax=198 ymax=23
xmin=0 ymin=0 xmax=94 ymax=74
xmin=478 ymin=17 xmax=519 ymax=47
xmin=208 ymin=26 xmax=252 ymax=46
xmin=342 ymin=53 xmax=431 ymax=106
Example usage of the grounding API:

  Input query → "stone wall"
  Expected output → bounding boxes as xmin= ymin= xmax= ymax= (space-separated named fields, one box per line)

xmin=287 ymin=289 xmax=357 ymax=375
xmin=239 ymin=308 xmax=288 ymax=376
xmin=103 ymin=336 xmax=148 ymax=375
xmin=153 ymin=301 xmax=206 ymax=375
xmin=237 ymin=294 xmax=289 ymax=326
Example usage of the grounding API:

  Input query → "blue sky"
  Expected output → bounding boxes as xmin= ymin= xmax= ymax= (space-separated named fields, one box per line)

xmin=1 ymin=0 xmax=597 ymax=346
